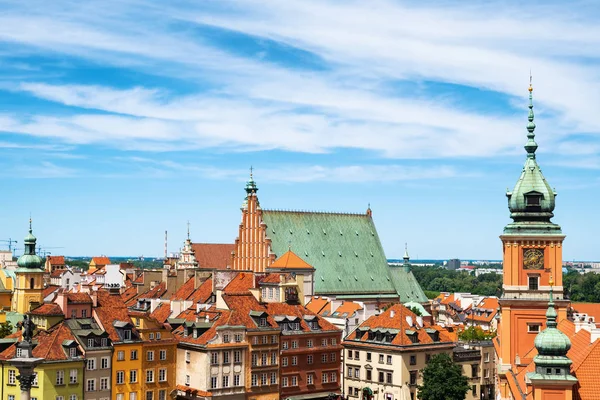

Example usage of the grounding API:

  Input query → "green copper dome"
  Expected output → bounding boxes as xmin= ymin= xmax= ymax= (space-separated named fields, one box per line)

xmin=505 ymin=85 xmax=561 ymax=235
xmin=534 ymin=295 xmax=571 ymax=356
xmin=16 ymin=220 xmax=44 ymax=270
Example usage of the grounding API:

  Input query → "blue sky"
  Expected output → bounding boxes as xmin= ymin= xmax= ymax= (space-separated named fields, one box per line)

xmin=1 ymin=0 xmax=600 ymax=260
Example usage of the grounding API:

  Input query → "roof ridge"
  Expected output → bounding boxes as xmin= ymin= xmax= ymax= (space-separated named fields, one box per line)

xmin=572 ymin=335 xmax=600 ymax=372
xmin=263 ymin=209 xmax=368 ymax=216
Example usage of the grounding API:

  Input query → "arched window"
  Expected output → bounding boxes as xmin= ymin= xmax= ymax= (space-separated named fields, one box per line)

xmin=30 ymin=277 xmax=35 ymax=289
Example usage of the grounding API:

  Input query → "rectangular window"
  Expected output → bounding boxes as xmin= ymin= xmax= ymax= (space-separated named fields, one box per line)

xmin=252 ymin=353 xmax=258 ymax=366
xmin=270 ymin=372 xmax=276 ymax=385
xmin=146 ymin=369 xmax=154 ymax=383
xmin=70 ymin=369 xmax=78 ymax=383
xmin=100 ymin=377 xmax=109 ymax=391
xmin=292 ymin=356 xmax=297 ymax=366
xmin=379 ymin=354 xmax=384 ymax=363
xmin=147 ymin=351 xmax=154 ymax=361
xmin=260 ymin=373 xmax=267 ymax=386
xmin=158 ymin=391 xmax=166 ymax=400
xmin=149 ymin=333 xmax=154 ymax=340
xmin=251 ymin=374 xmax=258 ymax=387
xmin=87 ymin=358 xmax=96 ymax=370
xmin=355 ymin=368 xmax=359 ymax=378
xmin=71 ymin=309 xmax=77 ymax=318
xmin=101 ymin=357 xmax=110 ymax=369
xmin=117 ymin=394 xmax=124 ymax=400
xmin=117 ymin=371 xmax=125 ymax=384
xmin=70 ymin=348 xmax=77 ymax=358
xmin=410 ymin=371 xmax=418 ymax=385
xmin=8 ymin=396 xmax=14 ymax=400
xmin=528 ymin=276 xmax=539 ymax=291
xmin=69 ymin=395 xmax=76 ymax=400
xmin=282 ymin=357 xmax=288 ymax=367
xmin=223 ymin=334 xmax=230 ymax=343
xmin=86 ymin=379 xmax=96 ymax=392
xmin=32 ymin=373 xmax=38 ymax=387
xmin=81 ymin=309 xmax=87 ymax=318
xmin=117 ymin=351 xmax=125 ymax=361
xmin=271 ymin=352 xmax=276 ymax=365
xmin=307 ymin=339 xmax=313 ymax=348
xmin=185 ymin=350 xmax=190 ymax=363
xmin=130 ymin=350 xmax=138 ymax=360
xmin=472 ymin=385 xmax=477 ymax=396
xmin=347 ymin=349 xmax=352 ymax=359
xmin=307 ymin=373 xmax=314 ymax=385
xmin=234 ymin=350 xmax=241 ymax=363
xmin=130 ymin=392 xmax=137 ymax=400
xmin=292 ymin=340 xmax=298 ymax=349
xmin=330 ymin=352 xmax=336 ymax=362
xmin=16 ymin=348 xmax=22 ymax=358
xmin=331 ymin=338 xmax=337 ymax=345
xmin=347 ymin=366 xmax=352 ymax=377
xmin=379 ymin=371 xmax=384 ymax=383
xmin=56 ymin=370 xmax=65 ymax=385
xmin=291 ymin=376 xmax=298 ymax=386
xmin=234 ymin=374 xmax=240 ymax=386
xmin=282 ymin=377 xmax=288 ymax=387
xmin=366 ymin=352 xmax=372 ymax=361
xmin=88 ymin=339 xmax=94 ymax=348
xmin=322 ymin=373 xmax=328 ymax=383
xmin=235 ymin=334 xmax=242 ymax=342
xmin=322 ymin=339 xmax=328 ymax=347
xmin=322 ymin=354 xmax=328 ymax=363
xmin=261 ymin=353 xmax=267 ymax=365
xmin=124 ymin=330 xmax=132 ymax=340
xmin=528 ymin=324 xmax=541 ymax=333
xmin=145 ymin=391 xmax=153 ymax=400
xmin=156 ymin=333 xmax=161 ymax=340
xmin=354 ymin=350 xmax=359 ymax=359
xmin=262 ymin=335 xmax=267 ymax=344
xmin=271 ymin=335 xmax=277 ymax=344
xmin=222 ymin=375 xmax=229 ymax=388
xmin=8 ymin=369 xmax=16 ymax=385
xmin=185 ymin=375 xmax=190 ymax=386
xmin=331 ymin=372 xmax=337 ymax=382
xmin=210 ymin=377 xmax=217 ymax=389
xmin=101 ymin=338 xmax=108 ymax=347
xmin=366 ymin=370 xmax=372 ymax=381
xmin=307 ymin=354 xmax=313 ymax=364
xmin=386 ymin=372 xmax=392 ymax=384
xmin=211 ymin=352 xmax=219 ymax=365
xmin=282 ymin=341 xmax=289 ymax=350
xmin=484 ymin=352 xmax=490 ymax=362
xmin=130 ymin=369 xmax=138 ymax=383
xmin=410 ymin=355 xmax=416 ymax=365
xmin=159 ymin=369 xmax=167 ymax=382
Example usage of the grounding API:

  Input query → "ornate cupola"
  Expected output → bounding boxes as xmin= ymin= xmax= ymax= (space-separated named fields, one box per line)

xmin=242 ymin=167 xmax=259 ymax=209
xmin=17 ymin=219 xmax=44 ymax=270
xmin=505 ymin=82 xmax=561 ymax=234
xmin=527 ymin=277 xmax=577 ymax=387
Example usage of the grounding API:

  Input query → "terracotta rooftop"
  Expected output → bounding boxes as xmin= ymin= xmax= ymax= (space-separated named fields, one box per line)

xmin=222 ymin=293 xmax=279 ymax=330
xmin=171 ymin=277 xmax=213 ymax=303
xmin=121 ymin=286 xmax=139 ymax=304
xmin=66 ymin=292 xmax=93 ymax=304
xmin=139 ymin=282 xmax=167 ymax=299
xmin=191 ymin=243 xmax=234 ymax=270
xmin=150 ymin=303 xmax=172 ymax=324
xmin=223 ymin=272 xmax=255 ymax=294
xmin=50 ymin=269 xmax=64 ymax=278
xmin=331 ymin=301 xmax=363 ymax=317
xmin=306 ymin=297 xmax=331 ymax=315
xmin=571 ymin=303 xmax=600 ymax=323
xmin=259 ymin=273 xmax=281 ymax=284
xmin=175 ymin=384 xmax=212 ymax=398
xmin=269 ymin=250 xmax=314 ymax=270
xmin=91 ymin=256 xmax=111 ymax=266
xmin=29 ymin=302 xmax=64 ymax=317
xmin=47 ymin=256 xmax=65 ymax=265
xmin=0 ymin=322 xmax=77 ymax=361
xmin=265 ymin=302 xmax=339 ymax=332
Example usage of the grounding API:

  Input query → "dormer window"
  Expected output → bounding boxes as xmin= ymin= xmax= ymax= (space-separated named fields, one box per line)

xmin=259 ymin=317 xmax=267 ymax=327
xmin=88 ymin=339 xmax=94 ymax=348
xmin=69 ymin=348 xmax=77 ymax=358
xmin=525 ymin=192 xmax=542 ymax=207
xmin=124 ymin=330 xmax=132 ymax=340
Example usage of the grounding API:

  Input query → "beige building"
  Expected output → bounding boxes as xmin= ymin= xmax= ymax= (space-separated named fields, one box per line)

xmin=453 ymin=342 xmax=496 ymax=400
xmin=343 ymin=304 xmax=456 ymax=400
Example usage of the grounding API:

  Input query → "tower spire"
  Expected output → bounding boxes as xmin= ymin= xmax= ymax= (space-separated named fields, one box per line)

xmin=525 ymin=75 xmax=538 ymax=157
xmin=187 ymin=220 xmax=190 ymax=240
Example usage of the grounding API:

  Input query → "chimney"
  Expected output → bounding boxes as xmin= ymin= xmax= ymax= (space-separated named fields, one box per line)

xmin=416 ymin=316 xmax=423 ymax=327
xmin=406 ymin=316 xmax=413 ymax=327
xmin=390 ymin=310 xmax=395 ymax=318
xmin=205 ymin=315 xmax=209 ymax=323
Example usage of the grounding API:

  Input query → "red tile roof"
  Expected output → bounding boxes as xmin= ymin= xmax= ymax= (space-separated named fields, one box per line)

xmin=222 ymin=293 xmax=278 ymax=329
xmin=259 ymin=273 xmax=281 ymax=284
xmin=223 ymin=272 xmax=255 ymax=294
xmin=121 ymin=286 xmax=139 ymax=303
xmin=42 ymin=285 xmax=60 ymax=299
xmin=306 ymin=297 xmax=331 ymax=315
xmin=265 ymin=302 xmax=339 ymax=332
xmin=150 ymin=303 xmax=172 ymax=324
xmin=47 ymin=256 xmax=65 ymax=265
xmin=269 ymin=250 xmax=314 ymax=270
xmin=191 ymin=243 xmax=234 ymax=270
xmin=0 ymin=322 xmax=77 ymax=361
xmin=91 ymin=256 xmax=111 ymax=266
xmin=175 ymin=385 xmax=212 ymax=398
xmin=66 ymin=292 xmax=93 ymax=304
xmin=29 ymin=303 xmax=64 ymax=316
xmin=333 ymin=301 xmax=363 ymax=317
xmin=139 ymin=282 xmax=167 ymax=299
xmin=171 ymin=277 xmax=196 ymax=301
xmin=50 ymin=269 xmax=64 ymax=278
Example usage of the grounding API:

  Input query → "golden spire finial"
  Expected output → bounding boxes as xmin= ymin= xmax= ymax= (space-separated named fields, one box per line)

xmin=529 ymin=71 xmax=533 ymax=92
xmin=549 ymin=275 xmax=554 ymax=287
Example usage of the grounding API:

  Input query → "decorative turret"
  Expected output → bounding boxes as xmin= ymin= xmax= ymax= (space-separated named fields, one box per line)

xmin=505 ymin=81 xmax=560 ymax=234
xmin=177 ymin=221 xmax=198 ymax=270
xmin=527 ymin=276 xmax=577 ymax=385
xmin=403 ymin=243 xmax=410 ymax=267
xmin=242 ymin=166 xmax=259 ymax=209
xmin=17 ymin=219 xmax=43 ymax=270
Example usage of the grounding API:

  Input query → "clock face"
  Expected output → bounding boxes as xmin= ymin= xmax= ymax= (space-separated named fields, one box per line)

xmin=523 ymin=248 xmax=544 ymax=270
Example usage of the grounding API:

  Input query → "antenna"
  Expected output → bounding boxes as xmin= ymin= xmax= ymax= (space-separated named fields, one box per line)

xmin=164 ymin=230 xmax=168 ymax=259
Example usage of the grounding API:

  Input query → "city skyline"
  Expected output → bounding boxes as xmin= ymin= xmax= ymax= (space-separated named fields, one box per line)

xmin=2 ymin=1 xmax=600 ymax=259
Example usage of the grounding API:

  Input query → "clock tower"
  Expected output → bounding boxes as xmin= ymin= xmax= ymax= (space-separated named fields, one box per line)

xmin=497 ymin=83 xmax=569 ymax=382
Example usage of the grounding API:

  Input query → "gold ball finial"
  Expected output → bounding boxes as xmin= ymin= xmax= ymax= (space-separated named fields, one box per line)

xmin=528 ymin=84 xmax=533 ymax=92
xmin=549 ymin=275 xmax=554 ymax=287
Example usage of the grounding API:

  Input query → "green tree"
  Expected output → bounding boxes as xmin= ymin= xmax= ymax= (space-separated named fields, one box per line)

xmin=417 ymin=353 xmax=470 ymax=400
xmin=0 ymin=321 xmax=13 ymax=338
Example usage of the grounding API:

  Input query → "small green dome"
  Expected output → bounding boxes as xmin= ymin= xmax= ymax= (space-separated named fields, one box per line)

xmin=17 ymin=254 xmax=44 ymax=269
xmin=534 ymin=325 xmax=571 ymax=356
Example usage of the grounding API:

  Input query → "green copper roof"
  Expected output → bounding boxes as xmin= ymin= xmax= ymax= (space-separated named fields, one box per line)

xmin=16 ymin=219 xmax=44 ymax=270
xmin=505 ymin=85 xmax=561 ymax=235
xmin=262 ymin=210 xmax=398 ymax=296
xmin=388 ymin=266 xmax=428 ymax=303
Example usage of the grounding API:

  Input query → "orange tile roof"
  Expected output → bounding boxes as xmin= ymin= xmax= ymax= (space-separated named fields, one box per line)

xmin=333 ymin=301 xmax=363 ymax=317
xmin=170 ymin=277 xmax=196 ymax=301
xmin=47 ymin=255 xmax=66 ymax=265
xmin=43 ymin=285 xmax=60 ymax=299
xmin=150 ymin=303 xmax=171 ymax=324
xmin=133 ymin=273 xmax=144 ymax=284
xmin=571 ymin=303 xmax=600 ymax=323
xmin=139 ymin=282 xmax=167 ymax=299
xmin=29 ymin=303 xmax=64 ymax=316
xmin=174 ymin=309 xmax=233 ymax=345
xmin=66 ymin=292 xmax=93 ymax=304
xmin=91 ymin=256 xmax=111 ymax=266
xmin=573 ymin=339 xmax=600 ymax=400
xmin=50 ymin=269 xmax=64 ymax=278
xmin=191 ymin=243 xmax=234 ymax=270
xmin=170 ymin=278 xmax=214 ymax=303
xmin=175 ymin=384 xmax=212 ymax=398
xmin=259 ymin=273 xmax=281 ymax=284
xmin=223 ymin=272 xmax=255 ymax=294
xmin=222 ymin=293 xmax=279 ymax=329
xmin=121 ymin=286 xmax=139 ymax=303
xmin=265 ymin=302 xmax=339 ymax=332
xmin=0 ymin=322 xmax=77 ymax=361
xmin=269 ymin=250 xmax=314 ymax=270
xmin=306 ymin=297 xmax=331 ymax=315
